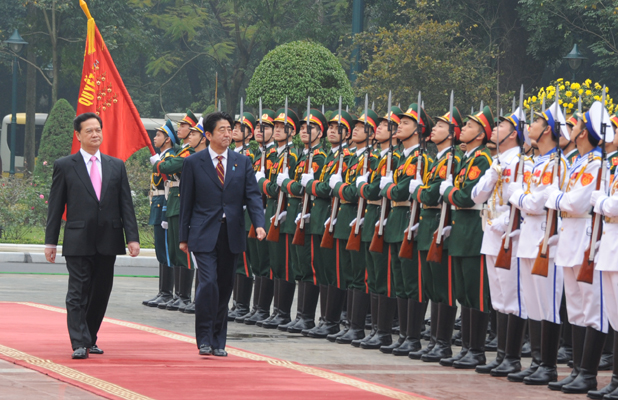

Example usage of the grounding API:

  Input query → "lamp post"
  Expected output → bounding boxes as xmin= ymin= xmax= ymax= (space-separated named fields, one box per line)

xmin=4 ymin=29 xmax=28 ymax=177
xmin=563 ymin=43 xmax=586 ymax=82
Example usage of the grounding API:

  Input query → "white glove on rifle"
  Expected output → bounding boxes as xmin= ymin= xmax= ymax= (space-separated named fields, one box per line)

xmin=404 ymin=223 xmax=420 ymax=238
xmin=501 ymin=229 xmax=520 ymax=240
xmin=485 ymin=163 xmax=500 ymax=185
xmin=379 ymin=172 xmax=393 ymax=190
xmin=278 ymin=211 xmax=287 ymax=222
xmin=295 ymin=213 xmax=311 ymax=224
xmin=276 ymin=170 xmax=288 ymax=187
xmin=439 ymin=176 xmax=453 ymax=196
xmin=329 ymin=174 xmax=342 ymax=190
xmin=409 ymin=178 xmax=423 ymax=195
xmin=255 ymin=171 xmax=265 ymax=182
xmin=375 ymin=218 xmax=388 ymax=227
xmin=356 ymin=172 xmax=370 ymax=188
xmin=441 ymin=226 xmax=452 ymax=239
xmin=349 ymin=217 xmax=365 ymax=227
xmin=324 ymin=217 xmax=337 ymax=228
xmin=300 ymin=173 xmax=313 ymax=188
xmin=161 ymin=221 xmax=168 ymax=230
xmin=149 ymin=153 xmax=161 ymax=165
xmin=537 ymin=235 xmax=559 ymax=248
xmin=583 ymin=240 xmax=601 ymax=253
xmin=590 ymin=189 xmax=606 ymax=208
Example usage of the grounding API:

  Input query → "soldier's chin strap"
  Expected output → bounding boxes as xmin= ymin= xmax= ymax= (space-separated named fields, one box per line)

xmin=434 ymin=133 xmax=451 ymax=146
xmin=465 ymin=128 xmax=485 ymax=145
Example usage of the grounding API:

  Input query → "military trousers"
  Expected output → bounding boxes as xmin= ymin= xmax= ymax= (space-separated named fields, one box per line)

xmin=367 ymin=243 xmax=393 ymax=296
xmin=268 ymin=233 xmax=295 ymax=282
xmin=289 ymin=234 xmax=315 ymax=283
xmin=452 ymin=255 xmax=489 ymax=312
xmin=419 ymin=250 xmax=454 ymax=306
xmin=167 ymin=216 xmax=193 ymax=269
xmin=389 ymin=242 xmax=421 ymax=301
xmin=153 ymin=224 xmax=168 ymax=265
xmin=311 ymin=235 xmax=336 ymax=286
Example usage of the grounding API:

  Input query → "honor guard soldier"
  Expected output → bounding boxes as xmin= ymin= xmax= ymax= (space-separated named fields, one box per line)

xmin=154 ymin=110 xmax=197 ymax=311
xmin=589 ymin=109 xmax=618 ymax=400
xmin=301 ymin=110 xmax=355 ymax=339
xmin=439 ymin=105 xmax=493 ymax=369
xmin=471 ymin=107 xmax=531 ymax=376
xmin=410 ymin=107 xmax=464 ymax=362
xmin=278 ymin=108 xmax=327 ymax=333
xmin=564 ymin=113 xmax=581 ymax=165
xmin=143 ymin=120 xmax=178 ymax=308
xmin=545 ymin=101 xmax=608 ymax=394
xmin=228 ymin=111 xmax=257 ymax=321
xmin=245 ymin=109 xmax=279 ymax=325
xmin=380 ymin=104 xmax=434 ymax=356
xmin=256 ymin=108 xmax=299 ymax=329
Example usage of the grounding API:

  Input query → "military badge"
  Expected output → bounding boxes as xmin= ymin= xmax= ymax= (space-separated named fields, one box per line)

xmin=581 ymin=173 xmax=594 ymax=186
xmin=468 ymin=166 xmax=481 ymax=180
xmin=542 ymin=172 xmax=552 ymax=185
xmin=406 ymin=164 xmax=417 ymax=177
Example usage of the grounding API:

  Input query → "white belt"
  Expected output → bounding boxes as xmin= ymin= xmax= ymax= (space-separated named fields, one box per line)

xmin=150 ymin=189 xmax=165 ymax=196
xmin=166 ymin=181 xmax=180 ymax=188
xmin=451 ymin=204 xmax=483 ymax=211
xmin=560 ymin=212 xmax=589 ymax=219
xmin=392 ymin=201 xmax=411 ymax=207
xmin=367 ymin=200 xmax=382 ymax=206
xmin=605 ymin=216 xmax=618 ymax=223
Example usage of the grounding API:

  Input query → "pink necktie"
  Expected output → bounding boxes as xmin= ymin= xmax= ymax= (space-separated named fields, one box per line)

xmin=90 ymin=155 xmax=101 ymax=200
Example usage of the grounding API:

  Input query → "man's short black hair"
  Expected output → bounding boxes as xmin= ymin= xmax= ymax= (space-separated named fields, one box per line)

xmin=74 ymin=112 xmax=103 ymax=133
xmin=204 ymin=112 xmax=233 ymax=135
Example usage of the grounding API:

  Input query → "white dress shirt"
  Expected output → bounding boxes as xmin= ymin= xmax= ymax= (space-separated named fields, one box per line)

xmin=80 ymin=148 xmax=102 ymax=179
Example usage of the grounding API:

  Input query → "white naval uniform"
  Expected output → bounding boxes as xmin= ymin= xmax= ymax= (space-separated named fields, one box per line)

xmin=472 ymin=147 xmax=530 ymax=317
xmin=508 ymin=149 xmax=567 ymax=323
xmin=546 ymin=148 xmax=608 ymax=333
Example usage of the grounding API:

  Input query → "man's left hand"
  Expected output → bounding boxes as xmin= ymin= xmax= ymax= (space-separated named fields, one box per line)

xmin=256 ymin=227 xmax=266 ymax=241
xmin=128 ymin=242 xmax=140 ymax=257
xmin=179 ymin=242 xmax=188 ymax=254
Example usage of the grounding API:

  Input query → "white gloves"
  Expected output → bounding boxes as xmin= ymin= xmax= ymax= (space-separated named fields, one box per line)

xmin=255 ymin=171 xmax=265 ymax=182
xmin=295 ymin=213 xmax=311 ymax=224
xmin=502 ymin=229 xmax=520 ymax=240
xmin=324 ymin=217 xmax=337 ymax=228
xmin=590 ymin=190 xmax=606 ymax=208
xmin=375 ymin=218 xmax=388 ymax=227
xmin=584 ymin=240 xmax=601 ymax=253
xmin=505 ymin=182 xmax=519 ymax=201
xmin=404 ymin=223 xmax=420 ymax=238
xmin=508 ymin=188 xmax=525 ymax=207
xmin=537 ymin=235 xmax=559 ymax=248
xmin=488 ymin=216 xmax=508 ymax=234
xmin=485 ymin=164 xmax=500 ymax=185
xmin=544 ymin=187 xmax=562 ymax=210
xmin=300 ymin=173 xmax=313 ymax=188
xmin=439 ymin=176 xmax=453 ymax=196
xmin=379 ymin=172 xmax=393 ymax=190
xmin=442 ymin=226 xmax=452 ymax=239
xmin=276 ymin=170 xmax=288 ymax=186
xmin=329 ymin=174 xmax=342 ymax=190
xmin=149 ymin=153 xmax=161 ymax=165
xmin=356 ymin=172 xmax=369 ymax=188
xmin=409 ymin=178 xmax=423 ymax=195
xmin=161 ymin=221 xmax=168 ymax=230
xmin=349 ymin=217 xmax=364 ymax=227
xmin=278 ymin=211 xmax=287 ymax=222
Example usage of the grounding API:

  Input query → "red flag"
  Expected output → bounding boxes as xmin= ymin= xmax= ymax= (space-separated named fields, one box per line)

xmin=73 ymin=0 xmax=154 ymax=160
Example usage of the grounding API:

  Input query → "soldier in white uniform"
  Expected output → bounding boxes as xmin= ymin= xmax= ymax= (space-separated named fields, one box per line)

xmin=506 ymin=102 xmax=568 ymax=385
xmin=471 ymin=108 xmax=531 ymax=377
xmin=545 ymin=101 xmax=608 ymax=394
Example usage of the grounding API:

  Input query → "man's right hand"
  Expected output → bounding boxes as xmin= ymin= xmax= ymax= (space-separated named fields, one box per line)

xmin=179 ymin=242 xmax=189 ymax=254
xmin=45 ymin=248 xmax=56 ymax=263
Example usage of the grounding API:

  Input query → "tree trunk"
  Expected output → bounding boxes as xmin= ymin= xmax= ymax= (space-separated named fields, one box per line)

xmin=24 ymin=5 xmax=37 ymax=176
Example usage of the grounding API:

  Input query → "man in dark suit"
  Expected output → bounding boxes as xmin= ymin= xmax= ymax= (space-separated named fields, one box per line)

xmin=45 ymin=112 xmax=140 ymax=359
xmin=179 ymin=111 xmax=266 ymax=357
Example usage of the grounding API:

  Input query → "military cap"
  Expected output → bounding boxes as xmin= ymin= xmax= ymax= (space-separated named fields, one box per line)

xmin=190 ymin=117 xmax=205 ymax=137
xmin=353 ymin=109 xmax=379 ymax=133
xmin=378 ymin=106 xmax=403 ymax=125
xmin=611 ymin=112 xmax=618 ymax=130
xmin=583 ymin=101 xmax=615 ymax=142
xmin=157 ymin=119 xmax=178 ymax=145
xmin=500 ymin=107 xmax=527 ymax=143
xmin=329 ymin=110 xmax=354 ymax=132
xmin=236 ymin=112 xmax=257 ymax=134
xmin=535 ymin=101 xmax=569 ymax=140
xmin=259 ymin=109 xmax=276 ymax=126
xmin=436 ymin=107 xmax=464 ymax=140
xmin=468 ymin=106 xmax=495 ymax=138
xmin=274 ymin=108 xmax=300 ymax=132
xmin=400 ymin=103 xmax=434 ymax=136
xmin=180 ymin=109 xmax=198 ymax=127
xmin=566 ymin=111 xmax=581 ymax=127
xmin=301 ymin=108 xmax=328 ymax=133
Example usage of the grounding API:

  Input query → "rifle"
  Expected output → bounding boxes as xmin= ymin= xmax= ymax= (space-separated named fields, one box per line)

xmin=346 ymin=95 xmax=371 ymax=251
xmin=249 ymin=97 xmax=265 ymax=239
xmin=293 ymin=97 xmax=314 ymax=246
xmin=496 ymin=85 xmax=525 ymax=269
xmin=369 ymin=91 xmax=394 ymax=253
xmin=266 ymin=97 xmax=290 ymax=243
xmin=321 ymin=96 xmax=344 ymax=249
xmin=532 ymin=85 xmax=562 ymax=276
xmin=577 ymin=88 xmax=608 ymax=283
xmin=400 ymin=91 xmax=426 ymax=259
xmin=427 ymin=92 xmax=456 ymax=263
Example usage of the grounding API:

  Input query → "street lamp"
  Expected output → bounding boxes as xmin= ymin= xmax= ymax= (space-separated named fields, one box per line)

xmin=4 ymin=29 xmax=28 ymax=177
xmin=43 ymin=62 xmax=54 ymax=80
xmin=563 ymin=43 xmax=586 ymax=82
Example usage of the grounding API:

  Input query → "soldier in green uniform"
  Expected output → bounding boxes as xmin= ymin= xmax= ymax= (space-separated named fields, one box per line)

xmin=278 ymin=109 xmax=328 ymax=333
xmin=143 ymin=120 xmax=179 ymax=308
xmin=563 ymin=113 xmax=580 ymax=166
xmin=439 ymin=106 xmax=494 ymax=369
xmin=302 ymin=111 xmax=355 ymax=338
xmin=228 ymin=112 xmax=257 ymax=321
xmin=380 ymin=104 xmax=434 ymax=356
xmin=154 ymin=110 xmax=197 ymax=311
xmin=243 ymin=109 xmax=279 ymax=325
xmin=256 ymin=108 xmax=299 ymax=329
xmin=410 ymin=108 xmax=464 ymax=362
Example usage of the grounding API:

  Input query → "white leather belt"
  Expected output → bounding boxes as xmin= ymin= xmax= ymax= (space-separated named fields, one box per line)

xmin=166 ymin=181 xmax=180 ymax=188
xmin=451 ymin=204 xmax=483 ymax=211
xmin=150 ymin=189 xmax=165 ymax=196
xmin=560 ymin=212 xmax=589 ymax=219
xmin=392 ymin=201 xmax=411 ymax=207
xmin=605 ymin=216 xmax=618 ymax=223
xmin=367 ymin=200 xmax=382 ymax=206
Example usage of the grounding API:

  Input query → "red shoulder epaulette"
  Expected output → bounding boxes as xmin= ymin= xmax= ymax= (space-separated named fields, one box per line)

xmin=475 ymin=150 xmax=482 ymax=157
xmin=343 ymin=149 xmax=350 ymax=156
xmin=314 ymin=149 xmax=320 ymax=155
xmin=613 ymin=158 xmax=618 ymax=166
xmin=270 ymin=148 xmax=276 ymax=153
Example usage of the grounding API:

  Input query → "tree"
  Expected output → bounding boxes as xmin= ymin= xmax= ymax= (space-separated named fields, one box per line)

xmin=246 ymin=40 xmax=354 ymax=111
xmin=34 ymin=98 xmax=74 ymax=184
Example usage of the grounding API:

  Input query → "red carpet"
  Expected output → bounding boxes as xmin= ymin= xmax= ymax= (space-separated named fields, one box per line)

xmin=0 ymin=302 xmax=429 ymax=400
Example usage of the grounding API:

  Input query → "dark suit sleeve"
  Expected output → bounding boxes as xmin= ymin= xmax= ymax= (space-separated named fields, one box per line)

xmin=119 ymin=161 xmax=139 ymax=243
xmin=179 ymin=157 xmax=196 ymax=243
xmin=45 ymin=160 xmax=68 ymax=245
xmin=244 ymin=157 xmax=265 ymax=229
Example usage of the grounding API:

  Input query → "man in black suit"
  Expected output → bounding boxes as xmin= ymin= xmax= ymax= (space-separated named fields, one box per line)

xmin=45 ymin=112 xmax=140 ymax=359
xmin=179 ymin=112 xmax=266 ymax=356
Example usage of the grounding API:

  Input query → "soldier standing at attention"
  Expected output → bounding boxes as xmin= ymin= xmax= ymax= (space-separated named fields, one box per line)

xmin=154 ymin=110 xmax=197 ymax=312
xmin=143 ymin=120 xmax=178 ymax=308
xmin=439 ymin=106 xmax=493 ymax=369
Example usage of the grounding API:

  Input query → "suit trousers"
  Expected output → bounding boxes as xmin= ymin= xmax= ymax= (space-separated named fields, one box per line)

xmin=65 ymin=254 xmax=116 ymax=350
xmin=193 ymin=220 xmax=238 ymax=349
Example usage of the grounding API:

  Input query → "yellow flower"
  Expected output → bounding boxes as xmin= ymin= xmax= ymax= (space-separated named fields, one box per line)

xmin=585 ymin=79 xmax=592 ymax=85
xmin=571 ymin=83 xmax=580 ymax=90
xmin=566 ymin=91 xmax=573 ymax=97
xmin=565 ymin=81 xmax=571 ymax=87
xmin=586 ymin=90 xmax=592 ymax=96
xmin=557 ymin=78 xmax=564 ymax=82
xmin=559 ymin=99 xmax=563 ymax=105
xmin=532 ymin=96 xmax=537 ymax=102
xmin=594 ymin=82 xmax=602 ymax=90
xmin=579 ymin=89 xmax=584 ymax=95
xmin=606 ymin=87 xmax=610 ymax=93
xmin=559 ymin=85 xmax=565 ymax=91
xmin=594 ymin=95 xmax=601 ymax=101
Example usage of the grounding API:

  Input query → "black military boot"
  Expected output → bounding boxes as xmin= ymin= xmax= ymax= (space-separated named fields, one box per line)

xmin=257 ymin=278 xmax=280 ymax=328
xmin=524 ymin=320 xmax=561 ymax=385
xmin=182 ymin=271 xmax=199 ymax=314
xmin=485 ymin=308 xmax=498 ymax=351
xmin=236 ymin=276 xmax=260 ymax=323
xmin=228 ymin=274 xmax=252 ymax=319
xmin=337 ymin=289 xmax=369 ymax=344
xmin=422 ymin=303 xmax=457 ymax=362
xmin=177 ymin=267 xmax=195 ymax=312
xmin=353 ymin=293 xmax=378 ymax=347
xmin=328 ymin=289 xmax=354 ymax=342
xmin=308 ymin=285 xmax=345 ymax=338
xmin=144 ymin=263 xmax=167 ymax=306
xmin=560 ymin=326 xmax=607 ymax=394
xmin=381 ymin=297 xmax=408 ymax=354
xmin=147 ymin=263 xmax=174 ymax=307
xmin=600 ymin=327 xmax=614 ymax=371
xmin=587 ymin=331 xmax=618 ymax=399
xmin=548 ymin=324 xmax=586 ymax=390
xmin=168 ymin=268 xmax=193 ymax=311
xmin=303 ymin=284 xmax=328 ymax=337
xmin=453 ymin=308 xmax=489 ymax=369
xmin=279 ymin=280 xmax=304 ymax=332
xmin=491 ymin=313 xmax=527 ymax=376
xmin=289 ymin=282 xmax=320 ymax=334
xmin=395 ymin=300 xmax=426 ymax=356
xmin=408 ymin=301 xmax=435 ymax=359
xmin=159 ymin=266 xmax=180 ymax=309
xmin=263 ymin=280 xmax=295 ymax=329
xmin=441 ymin=306 xmax=470 ymax=366
xmin=227 ymin=274 xmax=239 ymax=318
xmin=508 ymin=318 xmax=542 ymax=382
xmin=361 ymin=295 xmax=396 ymax=350
xmin=245 ymin=277 xmax=274 ymax=325
xmin=476 ymin=311 xmax=507 ymax=374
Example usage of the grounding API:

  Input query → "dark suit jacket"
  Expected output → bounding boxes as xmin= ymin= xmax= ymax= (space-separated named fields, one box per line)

xmin=45 ymin=151 xmax=140 ymax=256
xmin=179 ymin=148 xmax=265 ymax=254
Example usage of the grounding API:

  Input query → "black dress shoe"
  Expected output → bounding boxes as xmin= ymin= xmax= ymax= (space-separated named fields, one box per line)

xmin=143 ymin=293 xmax=162 ymax=306
xmin=148 ymin=294 xmax=173 ymax=308
xmin=199 ymin=345 xmax=212 ymax=355
xmin=213 ymin=349 xmax=228 ymax=357
xmin=183 ymin=302 xmax=195 ymax=314
xmin=158 ymin=298 xmax=176 ymax=309
xmin=72 ymin=347 xmax=89 ymax=359
xmin=89 ymin=345 xmax=104 ymax=355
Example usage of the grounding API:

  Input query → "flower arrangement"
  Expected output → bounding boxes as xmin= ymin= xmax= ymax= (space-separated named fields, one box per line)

xmin=523 ymin=79 xmax=614 ymax=116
